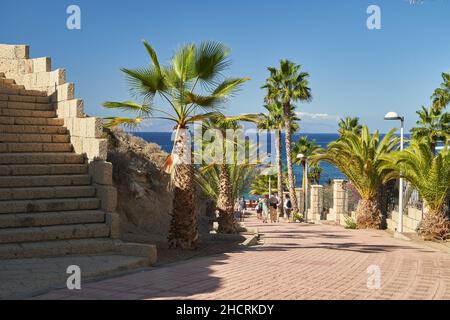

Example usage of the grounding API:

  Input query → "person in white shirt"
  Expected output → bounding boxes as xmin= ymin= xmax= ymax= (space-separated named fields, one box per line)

xmin=284 ymin=194 xmax=293 ymax=223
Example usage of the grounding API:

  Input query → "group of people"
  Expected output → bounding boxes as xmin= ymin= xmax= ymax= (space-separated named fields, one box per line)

xmin=255 ymin=194 xmax=293 ymax=223
xmin=233 ymin=194 xmax=294 ymax=224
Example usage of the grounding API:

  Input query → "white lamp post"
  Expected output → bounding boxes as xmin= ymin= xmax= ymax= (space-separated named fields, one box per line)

xmin=384 ymin=111 xmax=405 ymax=233
xmin=297 ymin=153 xmax=308 ymax=222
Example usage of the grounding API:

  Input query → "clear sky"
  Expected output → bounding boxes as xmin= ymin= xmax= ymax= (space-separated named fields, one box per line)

xmin=1 ymin=0 xmax=449 ymax=132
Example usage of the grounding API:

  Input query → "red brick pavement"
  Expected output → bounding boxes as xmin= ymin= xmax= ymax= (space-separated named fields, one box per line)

xmin=33 ymin=215 xmax=450 ymax=300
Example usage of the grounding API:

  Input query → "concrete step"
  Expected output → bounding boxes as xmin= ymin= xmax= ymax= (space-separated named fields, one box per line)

xmin=0 ymin=210 xmax=105 ymax=228
xmin=0 ymin=197 xmax=99 ymax=214
xmin=0 ymin=186 xmax=96 ymax=201
xmin=0 ymin=124 xmax=66 ymax=134
xmin=0 ymin=142 xmax=72 ymax=153
xmin=0 ymin=164 xmax=88 ymax=176
xmin=0 ymin=108 xmax=56 ymax=118
xmin=0 ymin=223 xmax=110 ymax=244
xmin=0 ymin=116 xmax=63 ymax=126
xmin=0 ymin=133 xmax=69 ymax=143
xmin=0 ymin=153 xmax=84 ymax=165
xmin=0 ymin=99 xmax=52 ymax=110
xmin=0 ymin=174 xmax=91 ymax=188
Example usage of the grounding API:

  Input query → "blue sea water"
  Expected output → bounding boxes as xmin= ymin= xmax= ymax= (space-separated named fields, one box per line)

xmin=133 ymin=132 xmax=346 ymax=186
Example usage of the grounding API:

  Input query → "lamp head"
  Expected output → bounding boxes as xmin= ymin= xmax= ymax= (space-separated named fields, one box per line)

xmin=297 ymin=153 xmax=305 ymax=160
xmin=384 ymin=111 xmax=403 ymax=121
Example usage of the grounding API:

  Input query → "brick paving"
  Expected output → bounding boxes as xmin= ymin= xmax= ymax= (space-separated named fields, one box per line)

xmin=33 ymin=215 xmax=450 ymax=300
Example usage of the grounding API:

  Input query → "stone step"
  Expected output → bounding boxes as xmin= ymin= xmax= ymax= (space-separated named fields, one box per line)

xmin=0 ymin=223 xmax=110 ymax=244
xmin=0 ymin=153 xmax=84 ymax=165
xmin=0 ymin=197 xmax=100 ymax=214
xmin=0 ymin=124 xmax=67 ymax=134
xmin=0 ymin=142 xmax=73 ymax=153
xmin=0 ymin=164 xmax=88 ymax=176
xmin=0 ymin=210 xmax=105 ymax=228
xmin=0 ymin=78 xmax=15 ymax=86
xmin=0 ymin=87 xmax=47 ymax=96
xmin=0 ymin=238 xmax=116 ymax=259
xmin=0 ymin=186 xmax=96 ymax=201
xmin=0 ymin=94 xmax=50 ymax=104
xmin=0 ymin=133 xmax=69 ymax=143
xmin=0 ymin=174 xmax=91 ymax=188
xmin=0 ymin=142 xmax=72 ymax=153
xmin=0 ymin=99 xmax=52 ymax=109
xmin=0 ymin=116 xmax=63 ymax=126
xmin=0 ymin=108 xmax=56 ymax=118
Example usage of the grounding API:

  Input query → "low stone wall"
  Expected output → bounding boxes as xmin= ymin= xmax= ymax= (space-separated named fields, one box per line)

xmin=0 ymin=44 xmax=106 ymax=161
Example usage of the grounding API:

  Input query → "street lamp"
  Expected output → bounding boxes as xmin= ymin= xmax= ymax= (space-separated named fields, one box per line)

xmin=297 ymin=153 xmax=308 ymax=222
xmin=259 ymin=154 xmax=276 ymax=198
xmin=384 ymin=111 xmax=405 ymax=233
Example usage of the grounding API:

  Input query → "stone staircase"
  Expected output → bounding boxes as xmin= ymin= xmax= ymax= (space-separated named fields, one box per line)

xmin=0 ymin=45 xmax=156 ymax=264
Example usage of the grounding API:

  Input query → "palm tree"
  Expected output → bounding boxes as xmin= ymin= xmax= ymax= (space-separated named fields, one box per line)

xmin=311 ymin=126 xmax=400 ymax=229
xmin=293 ymin=136 xmax=323 ymax=193
xmin=249 ymin=173 xmax=286 ymax=196
xmin=309 ymin=165 xmax=323 ymax=185
xmin=197 ymin=114 xmax=258 ymax=233
xmin=262 ymin=60 xmax=312 ymax=214
xmin=382 ymin=139 xmax=450 ymax=240
xmin=431 ymin=72 xmax=450 ymax=112
xmin=103 ymin=41 xmax=249 ymax=248
xmin=338 ymin=116 xmax=362 ymax=135
xmin=411 ymin=106 xmax=450 ymax=153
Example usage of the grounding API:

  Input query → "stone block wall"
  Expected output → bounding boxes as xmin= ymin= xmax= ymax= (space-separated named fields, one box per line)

xmin=0 ymin=44 xmax=106 ymax=161
xmin=386 ymin=207 xmax=424 ymax=233
xmin=0 ymin=44 xmax=117 ymax=232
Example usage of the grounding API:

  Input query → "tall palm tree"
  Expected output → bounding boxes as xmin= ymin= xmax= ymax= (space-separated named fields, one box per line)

xmin=431 ymin=72 xmax=450 ymax=112
xmin=262 ymin=60 xmax=312 ymax=214
xmin=103 ymin=41 xmax=249 ymax=248
xmin=311 ymin=126 xmax=400 ymax=229
xmin=411 ymin=106 xmax=450 ymax=153
xmin=338 ymin=116 xmax=362 ymax=135
xmin=198 ymin=114 xmax=258 ymax=233
xmin=382 ymin=139 xmax=450 ymax=240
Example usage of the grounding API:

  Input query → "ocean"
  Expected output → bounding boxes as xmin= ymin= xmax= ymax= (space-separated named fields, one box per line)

xmin=133 ymin=132 xmax=346 ymax=186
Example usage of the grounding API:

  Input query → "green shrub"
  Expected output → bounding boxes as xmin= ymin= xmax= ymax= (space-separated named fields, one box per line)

xmin=293 ymin=212 xmax=304 ymax=222
xmin=344 ymin=215 xmax=357 ymax=229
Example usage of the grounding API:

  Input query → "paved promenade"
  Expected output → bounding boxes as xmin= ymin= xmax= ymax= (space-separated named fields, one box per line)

xmin=34 ymin=215 xmax=450 ymax=300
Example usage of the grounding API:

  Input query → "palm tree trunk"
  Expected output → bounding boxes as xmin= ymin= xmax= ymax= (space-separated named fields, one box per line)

xmin=168 ymin=129 xmax=198 ymax=249
xmin=356 ymin=198 xmax=382 ymax=229
xmin=275 ymin=129 xmax=284 ymax=218
xmin=283 ymin=103 xmax=299 ymax=213
xmin=217 ymin=164 xmax=236 ymax=234
xmin=417 ymin=208 xmax=450 ymax=241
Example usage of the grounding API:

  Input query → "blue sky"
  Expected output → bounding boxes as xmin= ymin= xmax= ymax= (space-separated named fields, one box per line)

xmin=1 ymin=0 xmax=449 ymax=132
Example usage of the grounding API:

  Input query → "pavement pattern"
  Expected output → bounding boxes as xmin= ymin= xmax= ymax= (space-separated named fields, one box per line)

xmin=33 ymin=215 xmax=450 ymax=300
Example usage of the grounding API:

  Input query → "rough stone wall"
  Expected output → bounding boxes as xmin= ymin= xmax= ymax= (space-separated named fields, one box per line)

xmin=0 ymin=44 xmax=106 ymax=160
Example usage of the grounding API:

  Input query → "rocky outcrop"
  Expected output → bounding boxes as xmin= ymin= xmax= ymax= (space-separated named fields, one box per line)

xmin=106 ymin=128 xmax=213 ymax=245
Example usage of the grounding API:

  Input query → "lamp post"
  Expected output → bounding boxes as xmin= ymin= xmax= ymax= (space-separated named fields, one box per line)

xmin=384 ymin=111 xmax=405 ymax=233
xmin=297 ymin=153 xmax=308 ymax=222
